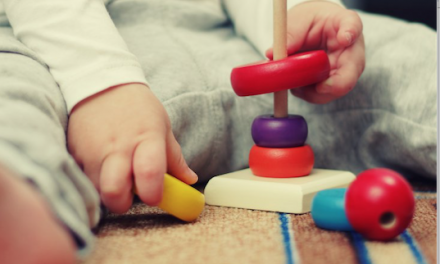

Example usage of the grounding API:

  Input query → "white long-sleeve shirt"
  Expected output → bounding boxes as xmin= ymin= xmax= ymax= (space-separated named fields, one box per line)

xmin=0 ymin=0 xmax=342 ymax=113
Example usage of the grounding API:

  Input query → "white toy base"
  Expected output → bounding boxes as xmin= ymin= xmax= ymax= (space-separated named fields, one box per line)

xmin=204 ymin=168 xmax=355 ymax=214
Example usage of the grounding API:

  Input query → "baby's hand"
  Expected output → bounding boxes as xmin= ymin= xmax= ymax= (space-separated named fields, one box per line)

xmin=67 ymin=84 xmax=198 ymax=213
xmin=267 ymin=1 xmax=365 ymax=104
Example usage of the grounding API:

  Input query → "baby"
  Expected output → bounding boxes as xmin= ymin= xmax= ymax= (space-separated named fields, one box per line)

xmin=1 ymin=0 xmax=435 ymax=263
xmin=67 ymin=0 xmax=364 ymax=213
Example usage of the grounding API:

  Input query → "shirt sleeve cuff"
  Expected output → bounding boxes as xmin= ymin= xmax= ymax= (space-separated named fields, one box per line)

xmin=61 ymin=64 xmax=148 ymax=113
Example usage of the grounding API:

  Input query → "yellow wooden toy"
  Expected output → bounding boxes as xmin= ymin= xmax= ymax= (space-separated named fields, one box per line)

xmin=135 ymin=174 xmax=205 ymax=222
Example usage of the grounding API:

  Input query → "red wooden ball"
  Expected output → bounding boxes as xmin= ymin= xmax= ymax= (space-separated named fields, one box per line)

xmin=249 ymin=145 xmax=314 ymax=178
xmin=231 ymin=50 xmax=330 ymax=96
xmin=345 ymin=168 xmax=415 ymax=241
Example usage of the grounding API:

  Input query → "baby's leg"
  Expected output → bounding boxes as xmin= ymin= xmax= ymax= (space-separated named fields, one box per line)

xmin=0 ymin=28 xmax=100 ymax=262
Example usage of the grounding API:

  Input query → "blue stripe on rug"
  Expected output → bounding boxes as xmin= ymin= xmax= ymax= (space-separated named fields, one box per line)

xmin=279 ymin=213 xmax=294 ymax=264
xmin=401 ymin=230 xmax=427 ymax=264
xmin=350 ymin=232 xmax=372 ymax=264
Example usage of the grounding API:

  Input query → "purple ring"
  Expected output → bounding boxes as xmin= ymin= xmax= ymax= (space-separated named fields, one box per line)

xmin=251 ymin=115 xmax=308 ymax=148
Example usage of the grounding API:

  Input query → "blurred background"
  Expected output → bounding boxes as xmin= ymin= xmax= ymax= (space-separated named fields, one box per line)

xmin=342 ymin=0 xmax=436 ymax=29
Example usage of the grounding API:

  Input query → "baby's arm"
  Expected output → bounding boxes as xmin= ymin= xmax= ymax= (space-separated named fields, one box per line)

xmin=2 ymin=0 xmax=197 ymax=213
xmin=224 ymin=0 xmax=365 ymax=104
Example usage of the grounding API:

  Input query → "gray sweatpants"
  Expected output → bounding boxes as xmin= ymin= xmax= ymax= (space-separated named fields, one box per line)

xmin=0 ymin=0 xmax=436 ymax=258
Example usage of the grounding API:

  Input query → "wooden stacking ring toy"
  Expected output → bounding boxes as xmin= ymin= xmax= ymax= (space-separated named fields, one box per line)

xmin=249 ymin=144 xmax=314 ymax=178
xmin=231 ymin=50 xmax=330 ymax=96
xmin=251 ymin=114 xmax=307 ymax=148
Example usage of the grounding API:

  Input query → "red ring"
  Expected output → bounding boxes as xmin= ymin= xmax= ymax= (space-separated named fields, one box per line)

xmin=249 ymin=145 xmax=314 ymax=178
xmin=231 ymin=50 xmax=330 ymax=96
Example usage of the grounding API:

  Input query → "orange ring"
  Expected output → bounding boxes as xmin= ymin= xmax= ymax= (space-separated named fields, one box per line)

xmin=249 ymin=145 xmax=314 ymax=178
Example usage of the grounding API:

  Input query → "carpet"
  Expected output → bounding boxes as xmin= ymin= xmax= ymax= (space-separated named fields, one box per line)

xmin=82 ymin=182 xmax=436 ymax=264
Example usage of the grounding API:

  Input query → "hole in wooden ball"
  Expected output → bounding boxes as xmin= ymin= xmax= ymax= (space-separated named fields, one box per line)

xmin=379 ymin=212 xmax=396 ymax=229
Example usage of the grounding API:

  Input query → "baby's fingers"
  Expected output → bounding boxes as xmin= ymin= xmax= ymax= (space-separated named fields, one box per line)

xmin=317 ymin=36 xmax=365 ymax=97
xmin=100 ymin=153 xmax=133 ymax=214
xmin=133 ymin=134 xmax=166 ymax=206
xmin=291 ymin=86 xmax=338 ymax=104
xmin=336 ymin=10 xmax=363 ymax=47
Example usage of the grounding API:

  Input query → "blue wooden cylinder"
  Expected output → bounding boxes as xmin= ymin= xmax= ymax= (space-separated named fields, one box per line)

xmin=311 ymin=188 xmax=354 ymax=231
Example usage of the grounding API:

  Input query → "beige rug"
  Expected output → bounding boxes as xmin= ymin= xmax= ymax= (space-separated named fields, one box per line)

xmin=82 ymin=184 xmax=436 ymax=264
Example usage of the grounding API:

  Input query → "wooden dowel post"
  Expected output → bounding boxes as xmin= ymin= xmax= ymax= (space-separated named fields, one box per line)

xmin=273 ymin=0 xmax=288 ymax=118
